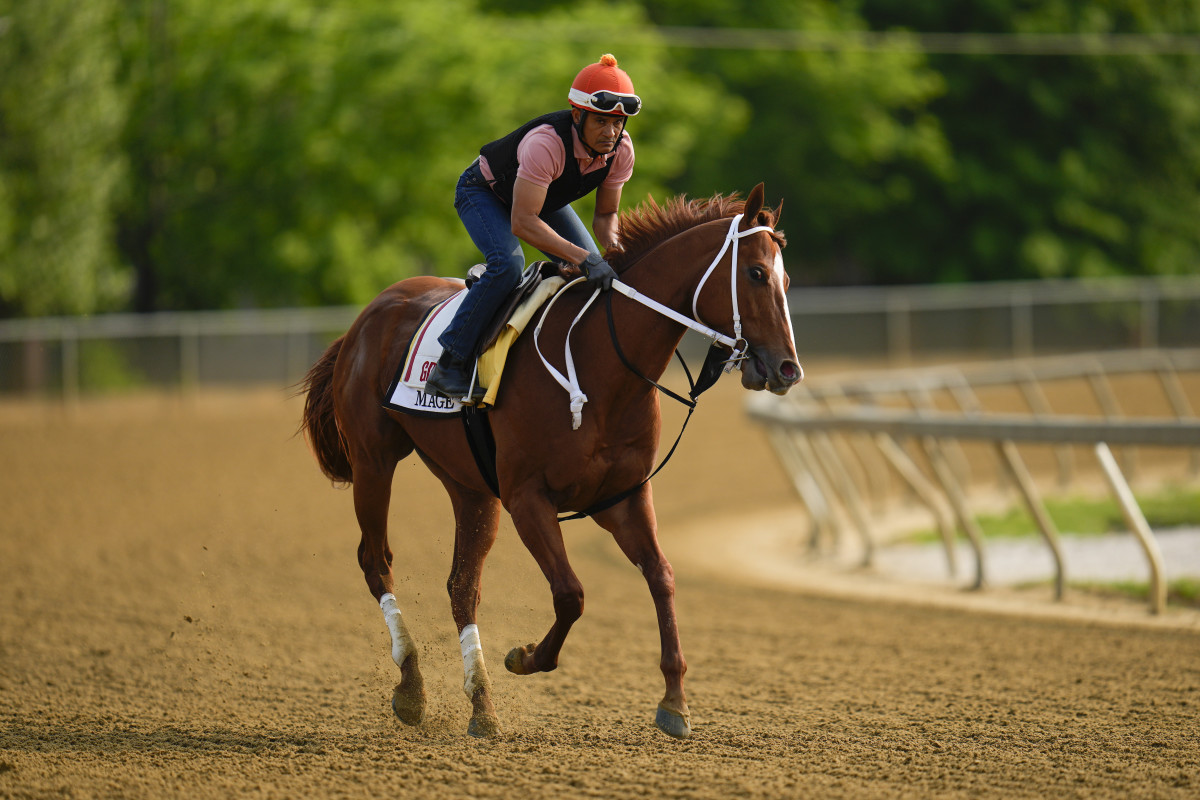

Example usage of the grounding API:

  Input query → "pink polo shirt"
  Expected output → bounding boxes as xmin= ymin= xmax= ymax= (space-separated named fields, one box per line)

xmin=479 ymin=124 xmax=634 ymax=194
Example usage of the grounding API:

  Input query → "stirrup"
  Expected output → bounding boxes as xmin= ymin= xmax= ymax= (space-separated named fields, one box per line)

xmin=425 ymin=360 xmax=484 ymax=402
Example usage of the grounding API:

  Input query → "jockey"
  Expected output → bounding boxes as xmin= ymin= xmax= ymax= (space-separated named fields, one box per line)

xmin=425 ymin=53 xmax=640 ymax=400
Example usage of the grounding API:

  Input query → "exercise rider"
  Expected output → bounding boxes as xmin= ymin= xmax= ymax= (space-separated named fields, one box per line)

xmin=425 ymin=53 xmax=641 ymax=399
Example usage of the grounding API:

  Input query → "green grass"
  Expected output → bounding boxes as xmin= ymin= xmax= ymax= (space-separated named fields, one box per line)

xmin=1067 ymin=577 xmax=1200 ymax=609
xmin=906 ymin=485 xmax=1200 ymax=542
xmin=904 ymin=487 xmax=1200 ymax=610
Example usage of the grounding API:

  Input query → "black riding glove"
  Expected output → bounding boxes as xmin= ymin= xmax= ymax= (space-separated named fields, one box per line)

xmin=578 ymin=252 xmax=617 ymax=291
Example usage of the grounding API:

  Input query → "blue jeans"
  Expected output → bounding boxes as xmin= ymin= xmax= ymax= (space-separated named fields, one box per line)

xmin=437 ymin=160 xmax=600 ymax=362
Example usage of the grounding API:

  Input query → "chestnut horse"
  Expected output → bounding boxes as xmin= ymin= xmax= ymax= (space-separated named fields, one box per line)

xmin=299 ymin=183 xmax=801 ymax=739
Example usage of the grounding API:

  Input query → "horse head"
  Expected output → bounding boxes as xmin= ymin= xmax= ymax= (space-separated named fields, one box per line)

xmin=695 ymin=183 xmax=803 ymax=395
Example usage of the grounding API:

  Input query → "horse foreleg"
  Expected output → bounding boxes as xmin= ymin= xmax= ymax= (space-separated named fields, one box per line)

xmin=445 ymin=483 xmax=503 ymax=738
xmin=505 ymin=497 xmax=585 ymax=676
xmin=595 ymin=487 xmax=691 ymax=739
xmin=354 ymin=463 xmax=426 ymax=726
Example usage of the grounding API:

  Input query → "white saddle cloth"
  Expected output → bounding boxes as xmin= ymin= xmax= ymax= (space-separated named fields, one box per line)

xmin=384 ymin=276 xmax=564 ymax=416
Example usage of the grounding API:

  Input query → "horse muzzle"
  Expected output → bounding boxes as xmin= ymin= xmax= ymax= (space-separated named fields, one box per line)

xmin=740 ymin=347 xmax=803 ymax=394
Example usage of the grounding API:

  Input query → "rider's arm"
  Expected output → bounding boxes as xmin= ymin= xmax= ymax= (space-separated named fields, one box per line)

xmin=592 ymin=183 xmax=622 ymax=252
xmin=510 ymin=177 xmax=592 ymax=266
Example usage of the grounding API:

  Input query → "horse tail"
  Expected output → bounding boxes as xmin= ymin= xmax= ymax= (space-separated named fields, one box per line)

xmin=299 ymin=336 xmax=354 ymax=485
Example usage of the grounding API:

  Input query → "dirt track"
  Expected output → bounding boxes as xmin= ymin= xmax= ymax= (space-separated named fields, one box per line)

xmin=1 ymin=377 xmax=1198 ymax=799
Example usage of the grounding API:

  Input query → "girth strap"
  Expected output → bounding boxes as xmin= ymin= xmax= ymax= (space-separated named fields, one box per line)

xmin=461 ymin=406 xmax=500 ymax=498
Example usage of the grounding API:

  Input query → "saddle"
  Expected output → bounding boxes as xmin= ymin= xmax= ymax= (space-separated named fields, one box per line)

xmin=467 ymin=260 xmax=566 ymax=356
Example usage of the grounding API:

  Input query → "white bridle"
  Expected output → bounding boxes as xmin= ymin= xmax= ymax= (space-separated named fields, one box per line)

xmin=690 ymin=212 xmax=778 ymax=365
xmin=534 ymin=213 xmax=778 ymax=429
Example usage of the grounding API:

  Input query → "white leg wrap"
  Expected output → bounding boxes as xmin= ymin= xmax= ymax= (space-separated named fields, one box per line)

xmin=459 ymin=624 xmax=485 ymax=699
xmin=380 ymin=593 xmax=415 ymax=669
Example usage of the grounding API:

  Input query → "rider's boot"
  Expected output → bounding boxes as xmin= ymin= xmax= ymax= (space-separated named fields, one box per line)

xmin=425 ymin=352 xmax=481 ymax=401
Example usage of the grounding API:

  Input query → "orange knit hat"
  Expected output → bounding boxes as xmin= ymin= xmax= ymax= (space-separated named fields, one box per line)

xmin=568 ymin=54 xmax=640 ymax=115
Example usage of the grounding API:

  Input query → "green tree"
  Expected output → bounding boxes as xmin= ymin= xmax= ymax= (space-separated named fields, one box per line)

xmin=114 ymin=0 xmax=745 ymax=311
xmin=857 ymin=0 xmax=1200 ymax=282
xmin=482 ymin=0 xmax=954 ymax=286
xmin=643 ymin=1 xmax=952 ymax=286
xmin=0 ymin=0 xmax=128 ymax=316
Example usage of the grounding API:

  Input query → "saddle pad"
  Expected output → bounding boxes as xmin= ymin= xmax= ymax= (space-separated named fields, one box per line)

xmin=384 ymin=276 xmax=565 ymax=416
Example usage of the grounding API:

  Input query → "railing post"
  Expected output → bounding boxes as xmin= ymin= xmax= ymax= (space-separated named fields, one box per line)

xmin=920 ymin=436 xmax=987 ymax=590
xmin=180 ymin=320 xmax=200 ymax=398
xmin=886 ymin=294 xmax=911 ymax=365
xmin=873 ymin=433 xmax=959 ymax=578
xmin=1140 ymin=285 xmax=1159 ymax=349
xmin=1019 ymin=368 xmax=1074 ymax=487
xmin=766 ymin=429 xmax=833 ymax=554
xmin=1094 ymin=442 xmax=1166 ymax=615
xmin=812 ymin=432 xmax=876 ymax=567
xmin=1012 ymin=289 xmax=1033 ymax=358
xmin=62 ymin=324 xmax=79 ymax=408
xmin=1154 ymin=355 xmax=1200 ymax=477
xmin=996 ymin=440 xmax=1066 ymax=600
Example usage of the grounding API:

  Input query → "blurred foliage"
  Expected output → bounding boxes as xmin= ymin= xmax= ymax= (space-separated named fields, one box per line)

xmin=111 ymin=0 xmax=734 ymax=311
xmin=856 ymin=0 xmax=1200 ymax=283
xmin=2 ymin=0 xmax=1200 ymax=315
xmin=0 ymin=0 xmax=129 ymax=315
xmin=630 ymin=0 xmax=955 ymax=286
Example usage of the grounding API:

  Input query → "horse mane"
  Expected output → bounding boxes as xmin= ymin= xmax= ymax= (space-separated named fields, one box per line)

xmin=606 ymin=192 xmax=785 ymax=271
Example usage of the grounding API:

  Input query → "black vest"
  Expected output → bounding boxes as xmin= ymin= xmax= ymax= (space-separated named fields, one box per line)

xmin=479 ymin=110 xmax=617 ymax=213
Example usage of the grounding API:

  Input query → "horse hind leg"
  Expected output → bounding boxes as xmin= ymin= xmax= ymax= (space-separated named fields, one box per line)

xmin=444 ymin=479 xmax=503 ymax=737
xmin=379 ymin=591 xmax=425 ymax=725
xmin=352 ymin=447 xmax=426 ymax=727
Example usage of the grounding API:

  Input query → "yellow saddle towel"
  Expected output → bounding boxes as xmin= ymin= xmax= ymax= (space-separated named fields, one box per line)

xmin=474 ymin=276 xmax=565 ymax=407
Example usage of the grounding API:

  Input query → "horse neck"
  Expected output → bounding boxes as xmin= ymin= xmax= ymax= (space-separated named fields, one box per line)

xmin=609 ymin=220 xmax=731 ymax=380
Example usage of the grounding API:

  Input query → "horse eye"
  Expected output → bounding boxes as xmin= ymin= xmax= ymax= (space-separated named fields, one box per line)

xmin=748 ymin=266 xmax=767 ymax=283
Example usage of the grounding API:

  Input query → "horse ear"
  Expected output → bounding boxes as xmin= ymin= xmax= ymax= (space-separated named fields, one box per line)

xmin=773 ymin=197 xmax=783 ymax=226
xmin=741 ymin=183 xmax=765 ymax=230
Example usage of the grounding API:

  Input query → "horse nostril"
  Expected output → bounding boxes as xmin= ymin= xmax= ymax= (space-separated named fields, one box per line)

xmin=780 ymin=362 xmax=802 ymax=383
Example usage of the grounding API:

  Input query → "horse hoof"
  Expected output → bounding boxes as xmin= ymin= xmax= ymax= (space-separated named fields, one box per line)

xmin=467 ymin=712 xmax=502 ymax=739
xmin=504 ymin=644 xmax=535 ymax=675
xmin=655 ymin=704 xmax=692 ymax=739
xmin=392 ymin=682 xmax=426 ymax=726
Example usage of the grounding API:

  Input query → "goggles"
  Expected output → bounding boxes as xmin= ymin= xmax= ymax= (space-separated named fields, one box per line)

xmin=568 ymin=88 xmax=642 ymax=116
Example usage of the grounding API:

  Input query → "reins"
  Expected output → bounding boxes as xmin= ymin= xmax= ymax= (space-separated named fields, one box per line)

xmin=555 ymin=295 xmax=728 ymax=522
xmin=548 ymin=212 xmax=776 ymax=522
xmin=534 ymin=213 xmax=774 ymax=429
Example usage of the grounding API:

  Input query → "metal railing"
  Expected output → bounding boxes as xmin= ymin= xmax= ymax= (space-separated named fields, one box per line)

xmin=788 ymin=275 xmax=1200 ymax=360
xmin=0 ymin=306 xmax=360 ymax=401
xmin=746 ymin=349 xmax=1200 ymax=614
xmin=3 ymin=276 xmax=1200 ymax=398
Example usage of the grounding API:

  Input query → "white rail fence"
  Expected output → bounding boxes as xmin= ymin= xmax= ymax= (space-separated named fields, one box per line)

xmin=746 ymin=348 xmax=1200 ymax=614
xmin=2 ymin=276 xmax=1200 ymax=399
xmin=0 ymin=306 xmax=360 ymax=400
